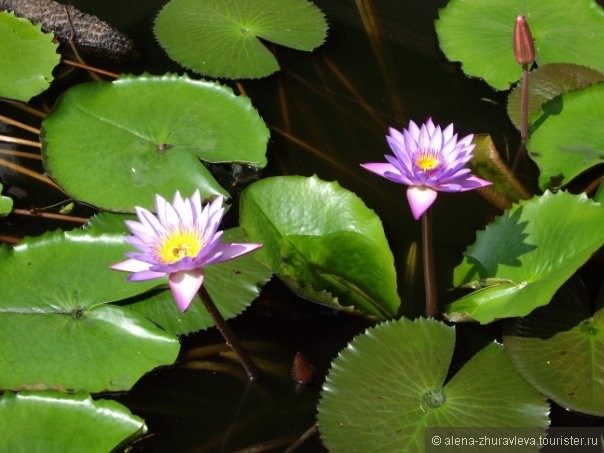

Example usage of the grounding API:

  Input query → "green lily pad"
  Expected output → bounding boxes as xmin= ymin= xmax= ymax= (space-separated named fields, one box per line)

xmin=239 ymin=175 xmax=400 ymax=319
xmin=41 ymin=74 xmax=269 ymax=212
xmin=0 ymin=11 xmax=59 ymax=102
xmin=507 ymin=63 xmax=604 ymax=131
xmin=447 ymin=191 xmax=604 ymax=324
xmin=154 ymin=0 xmax=328 ymax=79
xmin=0 ymin=391 xmax=145 ymax=452
xmin=127 ymin=228 xmax=272 ymax=335
xmin=436 ymin=0 xmax=604 ymax=90
xmin=0 ymin=183 xmax=13 ymax=216
xmin=318 ymin=318 xmax=549 ymax=451
xmin=0 ymin=228 xmax=179 ymax=392
xmin=526 ymin=82 xmax=604 ymax=190
xmin=504 ymin=279 xmax=604 ymax=416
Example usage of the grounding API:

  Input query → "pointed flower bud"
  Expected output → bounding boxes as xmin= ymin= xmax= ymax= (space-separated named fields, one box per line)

xmin=514 ymin=15 xmax=535 ymax=65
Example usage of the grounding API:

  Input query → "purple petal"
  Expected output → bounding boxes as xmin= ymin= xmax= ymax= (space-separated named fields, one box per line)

xmin=110 ymin=258 xmax=152 ymax=273
xmin=128 ymin=269 xmax=167 ymax=282
xmin=406 ymin=186 xmax=437 ymax=220
xmin=456 ymin=175 xmax=493 ymax=191
xmin=361 ymin=162 xmax=398 ymax=177
xmin=203 ymin=242 xmax=262 ymax=266
xmin=136 ymin=206 xmax=166 ymax=237
xmin=361 ymin=163 xmax=412 ymax=186
xmin=169 ymin=269 xmax=204 ymax=312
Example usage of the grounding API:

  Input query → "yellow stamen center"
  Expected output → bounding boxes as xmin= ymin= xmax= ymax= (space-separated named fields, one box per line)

xmin=415 ymin=152 xmax=440 ymax=172
xmin=158 ymin=231 xmax=203 ymax=264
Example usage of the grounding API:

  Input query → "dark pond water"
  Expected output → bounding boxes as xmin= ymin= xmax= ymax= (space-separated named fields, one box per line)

xmin=1 ymin=0 xmax=602 ymax=451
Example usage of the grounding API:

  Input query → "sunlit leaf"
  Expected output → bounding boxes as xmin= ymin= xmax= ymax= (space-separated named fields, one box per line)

xmin=0 ymin=391 xmax=145 ymax=452
xmin=447 ymin=191 xmax=604 ymax=324
xmin=41 ymin=74 xmax=269 ymax=212
xmin=0 ymin=228 xmax=179 ymax=392
xmin=504 ymin=279 xmax=604 ymax=417
xmin=0 ymin=183 xmax=13 ymax=216
xmin=507 ymin=63 xmax=604 ymax=131
xmin=154 ymin=0 xmax=328 ymax=78
xmin=0 ymin=11 xmax=59 ymax=101
xmin=239 ymin=175 xmax=400 ymax=319
xmin=526 ymin=82 xmax=604 ymax=189
xmin=127 ymin=228 xmax=272 ymax=335
xmin=318 ymin=318 xmax=549 ymax=451
xmin=436 ymin=0 xmax=604 ymax=90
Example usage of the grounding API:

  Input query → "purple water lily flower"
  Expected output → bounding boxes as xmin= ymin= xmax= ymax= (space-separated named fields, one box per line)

xmin=361 ymin=118 xmax=492 ymax=219
xmin=111 ymin=191 xmax=261 ymax=312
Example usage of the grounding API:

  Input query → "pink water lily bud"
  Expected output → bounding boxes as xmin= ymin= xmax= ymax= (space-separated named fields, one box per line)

xmin=514 ymin=15 xmax=535 ymax=65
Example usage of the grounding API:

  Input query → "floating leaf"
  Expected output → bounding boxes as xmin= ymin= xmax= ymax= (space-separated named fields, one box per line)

xmin=436 ymin=0 xmax=604 ymax=90
xmin=239 ymin=175 xmax=400 ymax=319
xmin=447 ymin=191 xmax=604 ymax=324
xmin=504 ymin=279 xmax=604 ymax=416
xmin=154 ymin=0 xmax=328 ymax=78
xmin=0 ymin=11 xmax=59 ymax=101
xmin=507 ymin=63 xmax=604 ymax=131
xmin=41 ymin=74 xmax=269 ymax=212
xmin=526 ymin=82 xmax=604 ymax=189
xmin=0 ymin=228 xmax=179 ymax=392
xmin=0 ymin=391 xmax=145 ymax=452
xmin=0 ymin=183 xmax=13 ymax=216
xmin=318 ymin=318 xmax=549 ymax=451
xmin=127 ymin=228 xmax=272 ymax=335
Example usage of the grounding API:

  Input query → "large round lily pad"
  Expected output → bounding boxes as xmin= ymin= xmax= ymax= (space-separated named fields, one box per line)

xmin=0 ymin=11 xmax=59 ymax=101
xmin=504 ymin=279 xmax=604 ymax=416
xmin=154 ymin=0 xmax=328 ymax=78
xmin=436 ymin=0 xmax=604 ymax=90
xmin=0 ymin=391 xmax=145 ymax=452
xmin=318 ymin=317 xmax=549 ymax=451
xmin=0 ymin=228 xmax=179 ymax=392
xmin=41 ymin=74 xmax=269 ymax=212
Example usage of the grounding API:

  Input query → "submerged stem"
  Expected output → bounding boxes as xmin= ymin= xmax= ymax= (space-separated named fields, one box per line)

xmin=421 ymin=210 xmax=438 ymax=318
xmin=198 ymin=286 xmax=261 ymax=382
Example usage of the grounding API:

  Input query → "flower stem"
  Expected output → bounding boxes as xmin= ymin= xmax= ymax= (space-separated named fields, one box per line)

xmin=198 ymin=286 xmax=262 ymax=381
xmin=421 ymin=209 xmax=438 ymax=318
xmin=513 ymin=63 xmax=530 ymax=171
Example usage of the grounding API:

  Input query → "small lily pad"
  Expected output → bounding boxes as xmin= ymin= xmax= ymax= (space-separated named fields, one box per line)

xmin=318 ymin=318 xmax=549 ymax=451
xmin=154 ymin=0 xmax=328 ymax=78
xmin=436 ymin=0 xmax=604 ymax=90
xmin=504 ymin=279 xmax=604 ymax=416
xmin=240 ymin=175 xmax=400 ymax=319
xmin=0 ymin=391 xmax=145 ymax=452
xmin=447 ymin=191 xmax=604 ymax=324
xmin=41 ymin=74 xmax=269 ymax=212
xmin=0 ymin=11 xmax=59 ymax=101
